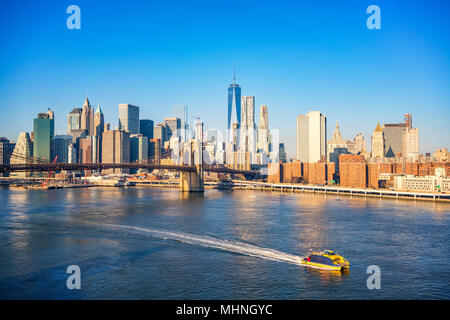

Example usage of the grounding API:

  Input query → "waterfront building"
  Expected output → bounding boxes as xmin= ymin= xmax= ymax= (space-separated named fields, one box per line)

xmin=371 ymin=122 xmax=384 ymax=158
xmin=102 ymin=130 xmax=131 ymax=174
xmin=227 ymin=71 xmax=241 ymax=136
xmin=119 ymin=104 xmax=140 ymax=134
xmin=0 ymin=137 xmax=15 ymax=177
xmin=339 ymin=154 xmax=367 ymax=188
xmin=140 ymin=119 xmax=154 ymax=140
xmin=33 ymin=110 xmax=55 ymax=162
xmin=258 ymin=105 xmax=269 ymax=154
xmin=327 ymin=121 xmax=356 ymax=170
xmin=81 ymin=97 xmax=94 ymax=136
xmin=394 ymin=167 xmax=450 ymax=192
xmin=10 ymin=132 xmax=33 ymax=177
xmin=165 ymin=117 xmax=181 ymax=140
xmin=296 ymin=111 xmax=327 ymax=163
xmin=67 ymin=108 xmax=82 ymax=136
xmin=433 ymin=148 xmax=448 ymax=162
xmin=51 ymin=135 xmax=73 ymax=163
xmin=402 ymin=127 xmax=419 ymax=159
xmin=268 ymin=160 xmax=335 ymax=185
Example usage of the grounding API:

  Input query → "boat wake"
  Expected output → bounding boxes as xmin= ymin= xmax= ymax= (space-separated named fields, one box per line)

xmin=96 ymin=223 xmax=305 ymax=267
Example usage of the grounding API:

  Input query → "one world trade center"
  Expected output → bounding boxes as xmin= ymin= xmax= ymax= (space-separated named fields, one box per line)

xmin=227 ymin=70 xmax=241 ymax=140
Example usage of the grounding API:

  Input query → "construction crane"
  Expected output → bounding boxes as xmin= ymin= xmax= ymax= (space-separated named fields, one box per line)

xmin=42 ymin=155 xmax=58 ymax=187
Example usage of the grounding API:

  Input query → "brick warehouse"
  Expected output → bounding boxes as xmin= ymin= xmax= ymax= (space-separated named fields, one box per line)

xmin=268 ymin=156 xmax=450 ymax=188
xmin=339 ymin=154 xmax=367 ymax=188
xmin=268 ymin=161 xmax=335 ymax=185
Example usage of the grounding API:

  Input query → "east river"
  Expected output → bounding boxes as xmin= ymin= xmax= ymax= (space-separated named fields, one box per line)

xmin=0 ymin=186 xmax=448 ymax=299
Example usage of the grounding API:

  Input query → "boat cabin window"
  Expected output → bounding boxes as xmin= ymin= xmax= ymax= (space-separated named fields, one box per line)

xmin=310 ymin=255 xmax=334 ymax=265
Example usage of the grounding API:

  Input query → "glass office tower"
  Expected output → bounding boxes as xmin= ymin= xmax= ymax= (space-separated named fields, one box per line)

xmin=227 ymin=79 xmax=241 ymax=132
xmin=33 ymin=112 xmax=55 ymax=161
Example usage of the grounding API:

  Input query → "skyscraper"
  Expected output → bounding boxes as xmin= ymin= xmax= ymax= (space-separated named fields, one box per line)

xmin=140 ymin=119 xmax=154 ymax=140
xmin=258 ymin=105 xmax=269 ymax=154
xmin=240 ymin=96 xmax=256 ymax=154
xmin=194 ymin=121 xmax=204 ymax=142
xmin=0 ymin=137 xmax=15 ymax=177
xmin=296 ymin=111 xmax=327 ymax=163
xmin=33 ymin=110 xmax=55 ymax=161
xmin=102 ymin=129 xmax=130 ymax=174
xmin=94 ymin=104 xmax=105 ymax=137
xmin=130 ymin=134 xmax=149 ymax=166
xmin=78 ymin=136 xmax=93 ymax=164
xmin=51 ymin=135 xmax=73 ymax=163
xmin=81 ymin=97 xmax=94 ymax=136
xmin=371 ymin=122 xmax=384 ymax=158
xmin=354 ymin=133 xmax=367 ymax=155
xmin=279 ymin=143 xmax=287 ymax=163
xmin=10 ymin=132 xmax=33 ymax=177
xmin=227 ymin=71 xmax=241 ymax=136
xmin=154 ymin=124 xmax=167 ymax=143
xmin=118 ymin=104 xmax=140 ymax=134
xmin=164 ymin=117 xmax=181 ymax=140
xmin=402 ymin=127 xmax=419 ymax=158
xmin=383 ymin=123 xmax=406 ymax=157
xmin=93 ymin=104 xmax=105 ymax=163
xmin=67 ymin=108 xmax=82 ymax=135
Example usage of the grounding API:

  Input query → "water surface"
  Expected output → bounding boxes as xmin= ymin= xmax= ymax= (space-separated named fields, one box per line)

xmin=0 ymin=186 xmax=448 ymax=299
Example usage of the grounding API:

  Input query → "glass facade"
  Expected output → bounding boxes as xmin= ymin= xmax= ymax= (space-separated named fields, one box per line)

xmin=119 ymin=104 xmax=140 ymax=134
xmin=227 ymin=84 xmax=241 ymax=130
xmin=51 ymin=135 xmax=73 ymax=163
xmin=33 ymin=117 xmax=54 ymax=161
xmin=140 ymin=119 xmax=154 ymax=140
xmin=164 ymin=117 xmax=181 ymax=140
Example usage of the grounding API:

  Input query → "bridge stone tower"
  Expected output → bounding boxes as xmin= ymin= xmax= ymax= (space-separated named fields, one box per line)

xmin=180 ymin=140 xmax=204 ymax=192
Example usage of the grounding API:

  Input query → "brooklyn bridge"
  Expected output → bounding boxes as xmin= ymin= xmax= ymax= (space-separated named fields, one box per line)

xmin=0 ymin=140 xmax=259 ymax=192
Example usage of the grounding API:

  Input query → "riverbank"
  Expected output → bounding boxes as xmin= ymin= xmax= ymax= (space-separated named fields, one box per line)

xmin=3 ymin=177 xmax=448 ymax=203
xmin=133 ymin=179 xmax=450 ymax=203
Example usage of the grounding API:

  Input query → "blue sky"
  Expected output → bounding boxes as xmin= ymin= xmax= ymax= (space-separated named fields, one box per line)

xmin=0 ymin=0 xmax=449 ymax=159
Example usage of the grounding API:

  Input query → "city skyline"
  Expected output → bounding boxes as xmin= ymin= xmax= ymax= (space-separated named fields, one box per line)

xmin=1 ymin=1 xmax=449 ymax=159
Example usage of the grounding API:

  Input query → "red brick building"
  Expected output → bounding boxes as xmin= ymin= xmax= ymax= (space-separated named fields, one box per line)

xmin=339 ymin=154 xmax=366 ymax=188
xmin=267 ymin=163 xmax=283 ymax=183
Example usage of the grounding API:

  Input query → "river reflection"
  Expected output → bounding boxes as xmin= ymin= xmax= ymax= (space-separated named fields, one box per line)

xmin=0 ymin=186 xmax=448 ymax=299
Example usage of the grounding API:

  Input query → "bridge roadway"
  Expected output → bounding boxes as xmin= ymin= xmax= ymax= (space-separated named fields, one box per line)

xmin=0 ymin=162 xmax=258 ymax=176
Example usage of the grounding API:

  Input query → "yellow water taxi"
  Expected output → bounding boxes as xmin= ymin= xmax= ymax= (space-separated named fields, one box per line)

xmin=300 ymin=250 xmax=350 ymax=271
